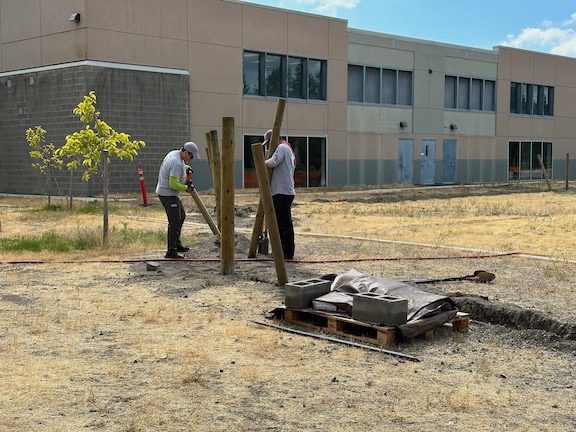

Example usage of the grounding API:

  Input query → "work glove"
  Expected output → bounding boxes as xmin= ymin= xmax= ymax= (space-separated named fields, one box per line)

xmin=186 ymin=183 xmax=195 ymax=193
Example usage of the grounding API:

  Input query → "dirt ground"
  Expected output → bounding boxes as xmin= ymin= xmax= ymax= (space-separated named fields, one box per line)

xmin=1 ymin=185 xmax=576 ymax=431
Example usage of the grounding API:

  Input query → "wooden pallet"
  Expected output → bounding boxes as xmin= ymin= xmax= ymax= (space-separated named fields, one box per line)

xmin=282 ymin=308 xmax=469 ymax=346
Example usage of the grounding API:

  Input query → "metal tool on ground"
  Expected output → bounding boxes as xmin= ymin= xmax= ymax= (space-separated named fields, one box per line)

xmin=250 ymin=319 xmax=421 ymax=362
xmin=186 ymin=166 xmax=221 ymax=237
xmin=404 ymin=270 xmax=496 ymax=284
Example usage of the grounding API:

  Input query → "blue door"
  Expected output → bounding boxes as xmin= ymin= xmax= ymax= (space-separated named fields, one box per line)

xmin=420 ymin=139 xmax=436 ymax=185
xmin=398 ymin=138 xmax=413 ymax=184
xmin=442 ymin=139 xmax=457 ymax=184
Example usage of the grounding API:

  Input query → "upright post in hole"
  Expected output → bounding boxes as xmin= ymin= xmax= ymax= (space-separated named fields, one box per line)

xmin=137 ymin=163 xmax=148 ymax=206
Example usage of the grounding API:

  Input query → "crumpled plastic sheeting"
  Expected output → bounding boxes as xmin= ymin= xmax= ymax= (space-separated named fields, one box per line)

xmin=312 ymin=269 xmax=458 ymax=339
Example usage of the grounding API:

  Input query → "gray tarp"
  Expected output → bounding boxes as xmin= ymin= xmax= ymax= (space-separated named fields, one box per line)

xmin=312 ymin=269 xmax=458 ymax=339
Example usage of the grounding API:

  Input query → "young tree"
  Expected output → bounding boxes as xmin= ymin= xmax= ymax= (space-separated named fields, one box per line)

xmin=26 ymin=126 xmax=64 ymax=206
xmin=57 ymin=91 xmax=146 ymax=248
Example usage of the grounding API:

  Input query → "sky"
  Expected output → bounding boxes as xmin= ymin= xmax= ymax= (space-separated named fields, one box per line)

xmin=243 ymin=0 xmax=576 ymax=57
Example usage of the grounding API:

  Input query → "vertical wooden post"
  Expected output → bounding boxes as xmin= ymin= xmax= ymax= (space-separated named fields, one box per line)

xmin=248 ymin=98 xmax=287 ymax=258
xmin=221 ymin=117 xmax=235 ymax=275
xmin=252 ymin=142 xmax=288 ymax=286
xmin=101 ymin=149 xmax=110 ymax=248
xmin=566 ymin=153 xmax=569 ymax=191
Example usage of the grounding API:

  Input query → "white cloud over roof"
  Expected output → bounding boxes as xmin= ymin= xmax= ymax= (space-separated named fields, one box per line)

xmin=501 ymin=13 xmax=576 ymax=57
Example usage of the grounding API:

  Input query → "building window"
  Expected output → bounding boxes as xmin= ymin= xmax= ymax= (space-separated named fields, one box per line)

xmin=308 ymin=59 xmax=326 ymax=100
xmin=347 ymin=65 xmax=363 ymax=102
xmin=243 ymin=51 xmax=327 ymax=101
xmin=266 ymin=54 xmax=283 ymax=97
xmin=510 ymin=82 xmax=554 ymax=116
xmin=508 ymin=141 xmax=552 ymax=180
xmin=397 ymin=71 xmax=412 ymax=106
xmin=365 ymin=67 xmax=380 ymax=104
xmin=347 ymin=64 xmax=413 ymax=106
xmin=445 ymin=75 xmax=495 ymax=111
xmin=243 ymin=51 xmax=261 ymax=96
xmin=444 ymin=76 xmax=457 ymax=109
xmin=243 ymin=135 xmax=327 ymax=188
xmin=382 ymin=69 xmax=396 ymax=104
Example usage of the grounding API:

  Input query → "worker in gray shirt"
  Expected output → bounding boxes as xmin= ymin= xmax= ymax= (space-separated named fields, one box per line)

xmin=155 ymin=142 xmax=200 ymax=259
xmin=264 ymin=129 xmax=296 ymax=259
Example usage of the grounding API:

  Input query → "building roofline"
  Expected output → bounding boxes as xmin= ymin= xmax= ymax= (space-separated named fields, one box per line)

xmin=0 ymin=60 xmax=189 ymax=78
xmin=226 ymin=0 xmax=347 ymax=24
xmin=348 ymin=27 xmax=498 ymax=55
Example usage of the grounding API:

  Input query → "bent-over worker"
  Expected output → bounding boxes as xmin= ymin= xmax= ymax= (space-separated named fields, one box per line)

xmin=155 ymin=142 xmax=200 ymax=259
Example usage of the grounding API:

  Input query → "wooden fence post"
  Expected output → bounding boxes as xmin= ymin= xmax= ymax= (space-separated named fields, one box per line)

xmin=252 ymin=142 xmax=288 ymax=286
xmin=221 ymin=117 xmax=235 ymax=275
xmin=248 ymin=98 xmax=287 ymax=258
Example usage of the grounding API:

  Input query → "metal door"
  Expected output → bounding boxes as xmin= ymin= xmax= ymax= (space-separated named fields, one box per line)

xmin=398 ymin=138 xmax=413 ymax=184
xmin=420 ymin=139 xmax=436 ymax=185
xmin=442 ymin=139 xmax=456 ymax=184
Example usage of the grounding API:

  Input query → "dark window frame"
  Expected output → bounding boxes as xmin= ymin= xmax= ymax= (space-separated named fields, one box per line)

xmin=243 ymin=50 xmax=328 ymax=102
xmin=347 ymin=63 xmax=413 ymax=106
xmin=445 ymin=75 xmax=496 ymax=112
xmin=508 ymin=140 xmax=553 ymax=180
xmin=243 ymin=135 xmax=327 ymax=188
xmin=510 ymin=81 xmax=554 ymax=116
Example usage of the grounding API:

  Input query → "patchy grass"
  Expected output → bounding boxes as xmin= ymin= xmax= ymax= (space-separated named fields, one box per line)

xmin=1 ymin=184 xmax=576 ymax=431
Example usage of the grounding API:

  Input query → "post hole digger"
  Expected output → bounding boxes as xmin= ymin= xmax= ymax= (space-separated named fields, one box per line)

xmin=258 ymin=217 xmax=269 ymax=255
xmin=185 ymin=166 xmax=221 ymax=237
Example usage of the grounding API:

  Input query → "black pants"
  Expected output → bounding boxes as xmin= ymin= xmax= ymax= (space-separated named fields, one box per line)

xmin=272 ymin=194 xmax=295 ymax=259
xmin=159 ymin=195 xmax=186 ymax=253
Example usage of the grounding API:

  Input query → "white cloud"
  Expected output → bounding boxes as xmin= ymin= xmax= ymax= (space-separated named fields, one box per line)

xmin=501 ymin=13 xmax=576 ymax=57
xmin=278 ymin=0 xmax=359 ymax=16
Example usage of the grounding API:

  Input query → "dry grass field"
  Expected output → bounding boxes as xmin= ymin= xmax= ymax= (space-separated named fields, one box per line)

xmin=1 ymin=183 xmax=575 ymax=431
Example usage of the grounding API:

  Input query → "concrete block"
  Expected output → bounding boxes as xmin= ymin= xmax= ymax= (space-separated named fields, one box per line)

xmin=285 ymin=278 xmax=331 ymax=309
xmin=352 ymin=292 xmax=408 ymax=326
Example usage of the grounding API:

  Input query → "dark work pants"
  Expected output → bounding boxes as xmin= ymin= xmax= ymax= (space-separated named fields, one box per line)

xmin=272 ymin=194 xmax=295 ymax=259
xmin=159 ymin=195 xmax=186 ymax=252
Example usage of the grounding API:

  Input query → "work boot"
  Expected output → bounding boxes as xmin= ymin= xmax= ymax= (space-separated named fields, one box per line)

xmin=176 ymin=245 xmax=190 ymax=252
xmin=165 ymin=250 xmax=185 ymax=259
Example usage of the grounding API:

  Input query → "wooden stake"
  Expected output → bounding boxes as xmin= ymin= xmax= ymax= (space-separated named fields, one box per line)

xmin=248 ymin=98 xmax=287 ymax=258
xmin=221 ymin=117 xmax=235 ymax=275
xmin=189 ymin=189 xmax=221 ymax=237
xmin=208 ymin=130 xmax=222 ymax=230
xmin=537 ymin=154 xmax=552 ymax=191
xmin=252 ymin=142 xmax=288 ymax=286
xmin=566 ymin=153 xmax=569 ymax=191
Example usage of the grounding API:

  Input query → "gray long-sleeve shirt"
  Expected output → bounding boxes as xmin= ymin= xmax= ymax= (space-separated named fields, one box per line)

xmin=265 ymin=141 xmax=295 ymax=196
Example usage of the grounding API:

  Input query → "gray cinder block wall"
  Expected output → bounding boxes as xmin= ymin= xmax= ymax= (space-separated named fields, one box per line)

xmin=0 ymin=62 xmax=189 ymax=197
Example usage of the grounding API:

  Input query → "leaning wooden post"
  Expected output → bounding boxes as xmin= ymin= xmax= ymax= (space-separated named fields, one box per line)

xmin=252 ymin=142 xmax=288 ymax=286
xmin=221 ymin=117 xmax=235 ymax=275
xmin=248 ymin=98 xmax=287 ymax=257
xmin=208 ymin=130 xmax=222 ymax=230
xmin=537 ymin=154 xmax=552 ymax=191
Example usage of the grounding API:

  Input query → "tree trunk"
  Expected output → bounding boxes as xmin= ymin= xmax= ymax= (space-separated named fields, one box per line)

xmin=101 ymin=150 xmax=109 ymax=248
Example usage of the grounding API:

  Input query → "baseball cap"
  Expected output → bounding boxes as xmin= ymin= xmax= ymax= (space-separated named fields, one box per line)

xmin=263 ymin=129 xmax=273 ymax=145
xmin=183 ymin=142 xmax=201 ymax=159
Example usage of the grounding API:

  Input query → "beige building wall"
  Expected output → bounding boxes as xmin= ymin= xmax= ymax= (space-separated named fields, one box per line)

xmin=4 ymin=0 xmax=576 ymax=186
xmin=0 ymin=0 xmax=348 ymax=162
xmin=347 ymin=29 xmax=499 ymax=170
xmin=497 ymin=47 xmax=576 ymax=160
